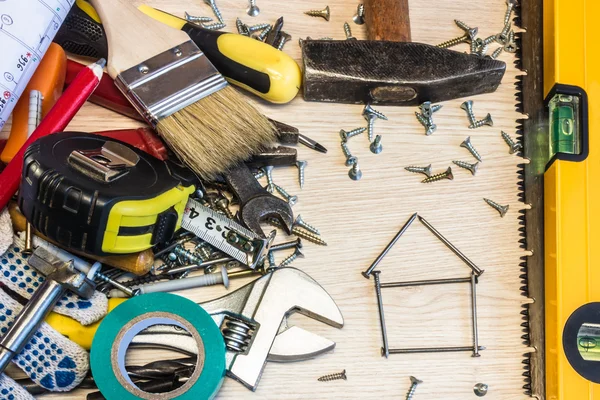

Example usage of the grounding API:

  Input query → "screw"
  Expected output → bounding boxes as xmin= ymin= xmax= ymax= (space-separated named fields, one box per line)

xmin=454 ymin=19 xmax=473 ymax=32
xmin=204 ymin=0 xmax=224 ymax=23
xmin=496 ymin=21 xmax=511 ymax=44
xmin=418 ymin=101 xmax=442 ymax=118
xmin=363 ymin=104 xmax=388 ymax=120
xmin=504 ymin=32 xmax=517 ymax=53
xmin=501 ymin=131 xmax=521 ymax=154
xmin=296 ymin=160 xmax=307 ymax=188
xmin=304 ymin=6 xmax=330 ymax=21
xmin=453 ymin=160 xmax=479 ymax=176
xmin=202 ymin=22 xmax=226 ymax=30
xmin=246 ymin=0 xmax=260 ymax=16
xmin=294 ymin=214 xmax=320 ymax=235
xmin=268 ymin=219 xmax=327 ymax=246
xmin=215 ymin=196 xmax=234 ymax=219
xmin=172 ymin=246 xmax=204 ymax=265
xmin=470 ymin=37 xmax=480 ymax=55
xmin=278 ymin=248 xmax=304 ymax=268
xmin=483 ymin=35 xmax=497 ymax=45
xmin=341 ymin=142 xmax=357 ymax=167
xmin=263 ymin=165 xmax=275 ymax=192
xmin=236 ymin=18 xmax=250 ymax=35
xmin=184 ymin=12 xmax=213 ymax=23
xmin=469 ymin=113 xmax=494 ymax=129
xmin=254 ymin=169 xmax=266 ymax=180
xmin=340 ymin=127 xmax=366 ymax=142
xmin=267 ymin=250 xmax=276 ymax=270
xmin=372 ymin=271 xmax=390 ymax=357
xmin=270 ymin=238 xmax=302 ymax=252
xmin=414 ymin=112 xmax=436 ymax=136
xmin=274 ymin=184 xmax=298 ymax=206
xmin=477 ymin=43 xmax=489 ymax=56
xmin=255 ymin=24 xmax=272 ymax=41
xmin=248 ymin=23 xmax=270 ymax=32
xmin=353 ymin=4 xmax=365 ymax=24
xmin=364 ymin=109 xmax=387 ymax=142
xmin=490 ymin=46 xmax=504 ymax=59
xmin=343 ymin=22 xmax=356 ymax=40
xmin=318 ymin=369 xmax=347 ymax=382
xmin=406 ymin=376 xmax=423 ymax=400
xmin=437 ymin=27 xmax=478 ymax=48
xmin=483 ymin=198 xmax=509 ymax=217
xmin=348 ymin=162 xmax=362 ymax=181
xmin=405 ymin=165 xmax=432 ymax=177
xmin=460 ymin=100 xmax=477 ymax=125
xmin=370 ymin=135 xmax=383 ymax=154
xmin=461 ymin=136 xmax=483 ymax=162
xmin=504 ymin=0 xmax=518 ymax=25
xmin=474 ymin=383 xmax=489 ymax=397
xmin=422 ymin=167 xmax=453 ymax=183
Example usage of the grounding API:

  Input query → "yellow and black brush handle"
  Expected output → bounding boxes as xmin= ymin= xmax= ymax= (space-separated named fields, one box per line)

xmin=54 ymin=1 xmax=301 ymax=103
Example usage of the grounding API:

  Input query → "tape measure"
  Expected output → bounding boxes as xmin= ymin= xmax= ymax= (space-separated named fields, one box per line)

xmin=181 ymin=199 xmax=271 ymax=269
xmin=18 ymin=132 xmax=194 ymax=256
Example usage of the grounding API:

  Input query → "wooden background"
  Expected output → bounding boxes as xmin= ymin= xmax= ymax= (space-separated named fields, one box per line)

xmin=0 ymin=0 xmax=533 ymax=398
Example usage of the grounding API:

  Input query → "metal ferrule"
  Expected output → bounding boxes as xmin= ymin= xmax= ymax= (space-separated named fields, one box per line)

xmin=115 ymin=41 xmax=228 ymax=126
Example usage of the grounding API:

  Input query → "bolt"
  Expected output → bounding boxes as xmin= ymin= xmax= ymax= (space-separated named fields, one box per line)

xmin=496 ymin=21 xmax=511 ymax=44
xmin=274 ymin=184 xmax=297 ymax=206
xmin=370 ymin=135 xmax=383 ymax=154
xmin=414 ymin=112 xmax=436 ymax=136
xmin=353 ymin=4 xmax=365 ymax=24
xmin=437 ymin=27 xmax=478 ymax=48
xmin=318 ymin=370 xmax=347 ymax=382
xmin=246 ymin=0 xmax=260 ymax=16
xmin=504 ymin=0 xmax=518 ymax=25
xmin=372 ymin=271 xmax=390 ymax=357
xmin=295 ymin=214 xmax=320 ymax=235
xmin=501 ymin=131 xmax=521 ymax=154
xmin=405 ymin=165 xmax=432 ymax=177
xmin=461 ymin=136 xmax=483 ymax=162
xmin=474 ymin=383 xmax=489 ymax=397
xmin=453 ymin=160 xmax=479 ymax=176
xmin=348 ymin=162 xmax=362 ymax=181
xmin=304 ymin=6 xmax=330 ymax=21
xmin=343 ymin=22 xmax=356 ymax=40
xmin=263 ymin=165 xmax=275 ymax=192
xmin=363 ymin=104 xmax=388 ymax=120
xmin=278 ymin=248 xmax=304 ymax=268
xmin=204 ymin=0 xmax=224 ymax=23
xmin=184 ymin=12 xmax=213 ymax=23
xmin=248 ymin=23 xmax=270 ymax=32
xmin=236 ymin=18 xmax=250 ymax=35
xmin=340 ymin=127 xmax=366 ymax=142
xmin=483 ymin=198 xmax=509 ymax=217
xmin=202 ymin=22 xmax=226 ymax=30
xmin=422 ymin=167 xmax=453 ymax=183
xmin=255 ymin=24 xmax=272 ymax=41
xmin=490 ymin=46 xmax=504 ymax=59
xmin=406 ymin=376 xmax=423 ymax=400
xmin=460 ymin=100 xmax=477 ymax=125
xmin=341 ymin=142 xmax=357 ymax=167
xmin=469 ymin=113 xmax=494 ymax=129
xmin=295 ymin=160 xmax=307 ymax=188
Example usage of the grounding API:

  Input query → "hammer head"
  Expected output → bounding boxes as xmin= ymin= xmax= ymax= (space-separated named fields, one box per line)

xmin=301 ymin=40 xmax=506 ymax=105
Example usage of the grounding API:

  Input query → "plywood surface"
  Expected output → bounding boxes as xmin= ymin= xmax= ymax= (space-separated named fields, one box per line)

xmin=0 ymin=0 xmax=532 ymax=398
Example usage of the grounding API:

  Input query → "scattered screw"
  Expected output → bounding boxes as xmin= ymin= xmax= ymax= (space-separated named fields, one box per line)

xmin=504 ymin=0 xmax=518 ymax=25
xmin=296 ymin=160 xmax=307 ymax=188
xmin=340 ymin=127 xmax=366 ymax=141
xmin=254 ymin=169 xmax=266 ymax=180
xmin=474 ymin=383 xmax=489 ymax=397
xmin=454 ymin=19 xmax=473 ymax=32
xmin=504 ymin=32 xmax=517 ymax=53
xmin=363 ymin=104 xmax=388 ymax=120
xmin=501 ymin=131 xmax=521 ymax=154
xmin=460 ymin=100 xmax=477 ymax=125
xmin=483 ymin=198 xmax=509 ymax=217
xmin=267 ymin=251 xmax=277 ymax=270
xmin=255 ymin=24 xmax=272 ymax=41
xmin=295 ymin=214 xmax=320 ymax=235
xmin=437 ymin=27 xmax=478 ymax=49
xmin=483 ymin=35 xmax=497 ymax=45
xmin=469 ymin=113 xmax=494 ymax=129
xmin=405 ymin=165 xmax=432 ymax=177
xmin=461 ymin=136 xmax=483 ymax=162
xmin=364 ymin=105 xmax=387 ymax=142
xmin=490 ymin=46 xmax=504 ymax=59
xmin=278 ymin=248 xmax=304 ymax=268
xmin=341 ymin=142 xmax=357 ymax=167
xmin=418 ymin=101 xmax=442 ymax=118
xmin=348 ymin=162 xmax=362 ymax=181
xmin=353 ymin=4 xmax=365 ymax=24
xmin=248 ymin=23 xmax=270 ymax=32
xmin=215 ymin=196 xmax=234 ymax=219
xmin=422 ymin=167 xmax=453 ymax=183
xmin=263 ymin=165 xmax=275 ymax=192
xmin=477 ymin=43 xmax=489 ymax=56
xmin=202 ymin=22 xmax=226 ymax=30
xmin=370 ymin=135 xmax=383 ymax=154
xmin=343 ymin=22 xmax=356 ymax=40
xmin=172 ymin=246 xmax=204 ymax=265
xmin=246 ymin=0 xmax=260 ymax=17
xmin=276 ymin=32 xmax=291 ymax=50
xmin=274 ymin=184 xmax=298 ymax=206
xmin=415 ymin=112 xmax=436 ymax=136
xmin=318 ymin=369 xmax=347 ymax=382
xmin=204 ymin=0 xmax=224 ymax=23
xmin=269 ymin=218 xmax=328 ymax=246
xmin=406 ymin=376 xmax=423 ymax=400
xmin=496 ymin=21 xmax=511 ymax=44
xmin=184 ymin=12 xmax=212 ymax=23
xmin=453 ymin=160 xmax=479 ymax=176
xmin=304 ymin=6 xmax=330 ymax=21
xmin=236 ymin=18 xmax=250 ymax=35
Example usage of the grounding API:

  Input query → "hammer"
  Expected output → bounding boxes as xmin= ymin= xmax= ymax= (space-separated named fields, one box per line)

xmin=0 ymin=248 xmax=96 ymax=373
xmin=301 ymin=0 xmax=506 ymax=105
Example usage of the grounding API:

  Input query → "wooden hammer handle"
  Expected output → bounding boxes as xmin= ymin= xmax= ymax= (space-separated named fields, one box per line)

xmin=364 ymin=0 xmax=411 ymax=41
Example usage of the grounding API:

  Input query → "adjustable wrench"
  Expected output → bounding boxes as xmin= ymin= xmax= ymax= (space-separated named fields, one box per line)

xmin=135 ymin=268 xmax=344 ymax=390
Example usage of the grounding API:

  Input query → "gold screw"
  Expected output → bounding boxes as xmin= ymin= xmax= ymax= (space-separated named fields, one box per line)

xmin=422 ymin=167 xmax=454 ymax=183
xmin=304 ymin=6 xmax=330 ymax=21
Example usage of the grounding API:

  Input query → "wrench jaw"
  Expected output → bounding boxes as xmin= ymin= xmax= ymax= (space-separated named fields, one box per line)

xmin=239 ymin=196 xmax=294 ymax=237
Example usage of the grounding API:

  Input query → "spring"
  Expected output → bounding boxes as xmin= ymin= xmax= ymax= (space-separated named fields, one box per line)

xmin=222 ymin=318 xmax=253 ymax=353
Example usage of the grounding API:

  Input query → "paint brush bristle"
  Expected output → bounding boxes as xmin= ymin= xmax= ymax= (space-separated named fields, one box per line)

xmin=156 ymin=85 xmax=276 ymax=180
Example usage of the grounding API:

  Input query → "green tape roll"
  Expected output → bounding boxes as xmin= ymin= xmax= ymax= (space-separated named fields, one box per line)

xmin=90 ymin=293 xmax=226 ymax=399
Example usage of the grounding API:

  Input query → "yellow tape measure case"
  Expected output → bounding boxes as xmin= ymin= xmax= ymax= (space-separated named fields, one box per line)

xmin=18 ymin=132 xmax=194 ymax=255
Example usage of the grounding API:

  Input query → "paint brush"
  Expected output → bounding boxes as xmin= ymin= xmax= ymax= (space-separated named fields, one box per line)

xmin=89 ymin=0 xmax=277 ymax=180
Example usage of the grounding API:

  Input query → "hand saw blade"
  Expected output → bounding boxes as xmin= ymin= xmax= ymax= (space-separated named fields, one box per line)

xmin=514 ymin=0 xmax=546 ymax=398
